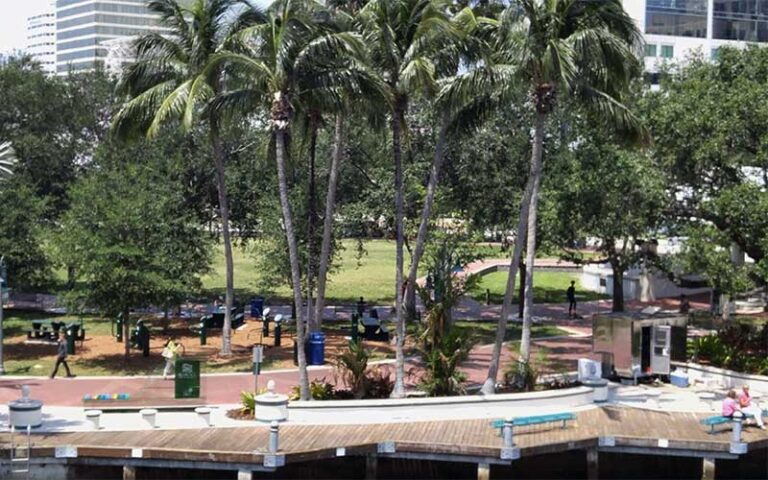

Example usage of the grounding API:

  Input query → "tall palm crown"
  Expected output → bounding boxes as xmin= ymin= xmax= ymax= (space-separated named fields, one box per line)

xmin=357 ymin=0 xmax=459 ymax=104
xmin=113 ymin=0 xmax=264 ymax=136
xmin=215 ymin=0 xmax=378 ymax=128
xmin=506 ymin=0 xmax=641 ymax=119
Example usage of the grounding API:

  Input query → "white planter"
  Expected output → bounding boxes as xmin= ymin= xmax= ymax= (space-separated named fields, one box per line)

xmin=288 ymin=386 xmax=595 ymax=424
xmin=9 ymin=399 xmax=43 ymax=429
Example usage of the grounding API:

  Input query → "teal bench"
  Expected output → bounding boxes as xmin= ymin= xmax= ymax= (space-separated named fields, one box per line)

xmin=701 ymin=410 xmax=768 ymax=434
xmin=491 ymin=412 xmax=576 ymax=435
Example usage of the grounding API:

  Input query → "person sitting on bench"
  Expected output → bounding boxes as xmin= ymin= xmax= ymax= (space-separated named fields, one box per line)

xmin=739 ymin=384 xmax=765 ymax=430
xmin=723 ymin=389 xmax=744 ymax=420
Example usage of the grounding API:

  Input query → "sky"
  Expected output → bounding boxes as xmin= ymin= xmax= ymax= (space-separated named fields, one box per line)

xmin=0 ymin=0 xmax=51 ymax=53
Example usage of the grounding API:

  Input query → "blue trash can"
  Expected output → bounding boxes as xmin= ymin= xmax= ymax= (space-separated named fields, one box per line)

xmin=250 ymin=296 xmax=264 ymax=318
xmin=308 ymin=332 xmax=325 ymax=365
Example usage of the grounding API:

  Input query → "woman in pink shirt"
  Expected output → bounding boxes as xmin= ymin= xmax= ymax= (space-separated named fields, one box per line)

xmin=723 ymin=390 xmax=742 ymax=418
xmin=739 ymin=384 xmax=765 ymax=429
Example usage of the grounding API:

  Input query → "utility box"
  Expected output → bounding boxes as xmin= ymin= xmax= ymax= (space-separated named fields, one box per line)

xmin=175 ymin=359 xmax=200 ymax=399
xmin=593 ymin=313 xmax=687 ymax=379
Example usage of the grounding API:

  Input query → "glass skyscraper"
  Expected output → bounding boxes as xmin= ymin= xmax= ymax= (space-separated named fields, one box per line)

xmin=623 ymin=1 xmax=768 ymax=73
xmin=55 ymin=0 xmax=167 ymax=74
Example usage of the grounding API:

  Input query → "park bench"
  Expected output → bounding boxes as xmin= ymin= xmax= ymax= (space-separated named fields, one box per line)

xmin=490 ymin=412 xmax=576 ymax=435
xmin=361 ymin=316 xmax=389 ymax=342
xmin=26 ymin=320 xmax=62 ymax=341
xmin=701 ymin=410 xmax=768 ymax=434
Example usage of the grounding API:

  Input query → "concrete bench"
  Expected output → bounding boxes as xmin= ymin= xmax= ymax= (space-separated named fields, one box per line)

xmin=490 ymin=412 xmax=576 ymax=435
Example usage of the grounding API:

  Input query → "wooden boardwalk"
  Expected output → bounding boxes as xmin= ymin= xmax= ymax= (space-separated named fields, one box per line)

xmin=3 ymin=406 xmax=768 ymax=471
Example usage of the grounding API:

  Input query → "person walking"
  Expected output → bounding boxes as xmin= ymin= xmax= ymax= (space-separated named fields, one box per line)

xmin=50 ymin=332 xmax=75 ymax=379
xmin=162 ymin=337 xmax=181 ymax=380
xmin=567 ymin=280 xmax=577 ymax=318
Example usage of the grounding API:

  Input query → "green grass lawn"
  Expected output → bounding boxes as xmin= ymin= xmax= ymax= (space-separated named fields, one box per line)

xmin=201 ymin=239 xmax=411 ymax=304
xmin=468 ymin=270 xmax=608 ymax=305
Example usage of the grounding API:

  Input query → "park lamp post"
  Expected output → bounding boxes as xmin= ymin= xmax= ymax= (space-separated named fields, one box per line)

xmin=0 ymin=255 xmax=6 ymax=374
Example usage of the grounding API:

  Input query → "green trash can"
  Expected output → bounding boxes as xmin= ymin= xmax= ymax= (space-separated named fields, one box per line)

xmin=65 ymin=324 xmax=78 ymax=355
xmin=199 ymin=320 xmax=207 ymax=345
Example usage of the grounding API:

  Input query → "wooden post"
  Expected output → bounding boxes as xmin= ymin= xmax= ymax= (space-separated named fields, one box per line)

xmin=123 ymin=466 xmax=136 ymax=480
xmin=365 ymin=453 xmax=377 ymax=480
xmin=586 ymin=448 xmax=598 ymax=480
xmin=477 ymin=462 xmax=490 ymax=480
xmin=701 ymin=457 xmax=715 ymax=480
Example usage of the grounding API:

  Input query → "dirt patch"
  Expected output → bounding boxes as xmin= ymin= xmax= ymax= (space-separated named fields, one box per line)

xmin=4 ymin=317 xmax=405 ymax=375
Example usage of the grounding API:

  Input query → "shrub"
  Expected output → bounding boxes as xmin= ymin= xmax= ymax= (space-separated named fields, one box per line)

xmin=289 ymin=378 xmax=335 ymax=401
xmin=240 ymin=391 xmax=256 ymax=415
xmin=503 ymin=359 xmax=539 ymax=392
xmin=334 ymin=341 xmax=370 ymax=399
xmin=365 ymin=365 xmax=395 ymax=399
xmin=418 ymin=330 xmax=472 ymax=397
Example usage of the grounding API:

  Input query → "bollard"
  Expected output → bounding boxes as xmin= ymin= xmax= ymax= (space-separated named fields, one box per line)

xmin=485 ymin=288 xmax=491 ymax=306
xmin=195 ymin=407 xmax=212 ymax=427
xmin=351 ymin=314 xmax=359 ymax=344
xmin=263 ymin=316 xmax=270 ymax=337
xmin=274 ymin=322 xmax=282 ymax=347
xmin=140 ymin=408 xmax=158 ymax=429
xmin=502 ymin=419 xmax=514 ymax=448
xmin=85 ymin=409 xmax=102 ymax=430
xmin=731 ymin=417 xmax=743 ymax=443
xmin=269 ymin=421 xmax=279 ymax=453
xmin=200 ymin=323 xmax=207 ymax=345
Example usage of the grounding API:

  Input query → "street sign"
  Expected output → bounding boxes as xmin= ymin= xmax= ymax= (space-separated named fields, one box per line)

xmin=252 ymin=345 xmax=264 ymax=375
xmin=174 ymin=359 xmax=200 ymax=399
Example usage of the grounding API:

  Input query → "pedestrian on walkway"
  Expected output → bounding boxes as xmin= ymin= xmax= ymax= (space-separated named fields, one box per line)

xmin=50 ymin=332 xmax=75 ymax=379
xmin=162 ymin=337 xmax=181 ymax=380
xmin=567 ymin=280 xmax=577 ymax=318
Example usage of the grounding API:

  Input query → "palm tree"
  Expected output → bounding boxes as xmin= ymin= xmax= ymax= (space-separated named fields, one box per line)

xmin=0 ymin=143 xmax=16 ymax=183
xmin=112 ymin=0 xmax=264 ymax=356
xmin=357 ymin=0 xmax=457 ymax=398
xmin=403 ymin=7 xmax=494 ymax=331
xmin=447 ymin=0 xmax=642 ymax=393
xmin=214 ymin=0 xmax=381 ymax=400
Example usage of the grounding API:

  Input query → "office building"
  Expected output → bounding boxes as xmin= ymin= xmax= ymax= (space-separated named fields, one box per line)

xmin=26 ymin=2 xmax=57 ymax=74
xmin=55 ymin=0 xmax=167 ymax=75
xmin=624 ymin=1 xmax=768 ymax=72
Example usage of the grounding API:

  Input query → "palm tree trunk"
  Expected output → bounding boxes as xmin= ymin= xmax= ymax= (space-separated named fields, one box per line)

xmin=392 ymin=97 xmax=407 ymax=398
xmin=519 ymin=111 xmax=547 ymax=364
xmin=123 ymin=308 xmax=130 ymax=362
xmin=275 ymin=128 xmax=309 ymax=401
xmin=306 ymin=117 xmax=319 ymax=332
xmin=211 ymin=119 xmax=234 ymax=356
xmin=479 ymin=168 xmax=535 ymax=394
xmin=314 ymin=114 xmax=344 ymax=325
xmin=404 ymin=113 xmax=450 ymax=322
xmin=611 ymin=260 xmax=625 ymax=312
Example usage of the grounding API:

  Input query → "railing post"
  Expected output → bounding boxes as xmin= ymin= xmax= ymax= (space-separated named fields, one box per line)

xmin=731 ymin=418 xmax=742 ymax=443
xmin=502 ymin=419 xmax=514 ymax=448
xmin=269 ymin=421 xmax=279 ymax=453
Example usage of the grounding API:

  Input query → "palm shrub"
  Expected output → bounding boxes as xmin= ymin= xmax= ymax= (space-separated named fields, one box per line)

xmin=419 ymin=330 xmax=473 ymax=397
xmin=334 ymin=341 xmax=370 ymax=399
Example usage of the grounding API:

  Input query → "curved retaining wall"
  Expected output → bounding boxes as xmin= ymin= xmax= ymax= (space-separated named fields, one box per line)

xmin=287 ymin=386 xmax=595 ymax=424
xmin=673 ymin=361 xmax=768 ymax=393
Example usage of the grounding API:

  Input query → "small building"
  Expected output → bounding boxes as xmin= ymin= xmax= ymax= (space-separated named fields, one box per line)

xmin=593 ymin=312 xmax=688 ymax=379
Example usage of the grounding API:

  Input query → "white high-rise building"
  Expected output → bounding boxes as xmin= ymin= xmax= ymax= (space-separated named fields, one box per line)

xmin=624 ymin=1 xmax=768 ymax=73
xmin=55 ymin=0 xmax=168 ymax=75
xmin=26 ymin=1 xmax=57 ymax=75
